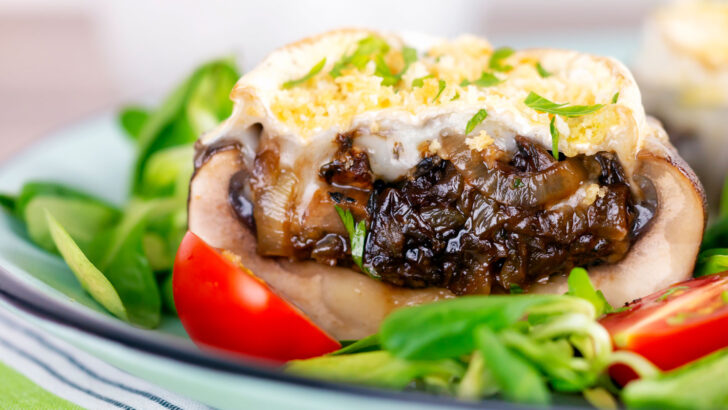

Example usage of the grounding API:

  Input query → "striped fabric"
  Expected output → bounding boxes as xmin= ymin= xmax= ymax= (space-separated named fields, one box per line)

xmin=0 ymin=306 xmax=210 ymax=410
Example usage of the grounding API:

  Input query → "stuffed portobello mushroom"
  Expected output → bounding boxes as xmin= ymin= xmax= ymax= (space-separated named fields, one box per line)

xmin=186 ymin=29 xmax=706 ymax=340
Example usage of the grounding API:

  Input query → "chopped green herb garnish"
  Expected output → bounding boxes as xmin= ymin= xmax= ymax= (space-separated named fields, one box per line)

xmin=374 ymin=55 xmax=398 ymax=86
xmin=513 ymin=178 xmax=524 ymax=188
xmin=451 ymin=92 xmax=460 ymax=101
xmin=549 ymin=116 xmax=559 ymax=160
xmin=611 ymin=92 xmax=620 ymax=104
xmin=433 ymin=80 xmax=446 ymax=102
xmin=401 ymin=46 xmax=418 ymax=73
xmin=657 ymin=286 xmax=690 ymax=302
xmin=330 ymin=36 xmax=390 ymax=78
xmin=460 ymin=72 xmax=501 ymax=88
xmin=282 ymin=58 xmax=326 ymax=89
xmin=375 ymin=46 xmax=418 ymax=86
xmin=524 ymin=91 xmax=605 ymax=117
xmin=535 ymin=62 xmax=551 ymax=78
xmin=334 ymin=205 xmax=379 ymax=279
xmin=412 ymin=74 xmax=434 ymax=88
xmin=666 ymin=312 xmax=688 ymax=326
xmin=465 ymin=109 xmax=488 ymax=135
xmin=509 ymin=283 xmax=524 ymax=294
xmin=489 ymin=47 xmax=515 ymax=72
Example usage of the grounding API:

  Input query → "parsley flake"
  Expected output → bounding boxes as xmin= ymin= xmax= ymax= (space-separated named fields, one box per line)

xmin=549 ymin=116 xmax=559 ymax=160
xmin=451 ymin=92 xmax=460 ymax=101
xmin=524 ymin=91 xmax=605 ymax=117
xmin=465 ymin=109 xmax=488 ymax=135
xmin=611 ymin=92 xmax=620 ymax=104
xmin=412 ymin=74 xmax=433 ymax=88
xmin=375 ymin=46 xmax=418 ymax=86
xmin=657 ymin=286 xmax=690 ymax=302
xmin=401 ymin=46 xmax=418 ymax=73
xmin=330 ymin=36 xmax=390 ymax=78
xmin=282 ymin=58 xmax=326 ymax=89
xmin=513 ymin=178 xmax=524 ymax=188
xmin=536 ymin=62 xmax=551 ymax=78
xmin=433 ymin=80 xmax=446 ymax=102
xmin=374 ymin=54 xmax=398 ymax=86
xmin=666 ymin=312 xmax=689 ymax=326
xmin=334 ymin=205 xmax=379 ymax=279
xmin=489 ymin=47 xmax=515 ymax=72
xmin=460 ymin=72 xmax=501 ymax=88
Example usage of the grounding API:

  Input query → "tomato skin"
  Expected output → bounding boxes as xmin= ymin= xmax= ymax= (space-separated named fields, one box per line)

xmin=600 ymin=273 xmax=728 ymax=385
xmin=173 ymin=231 xmax=341 ymax=363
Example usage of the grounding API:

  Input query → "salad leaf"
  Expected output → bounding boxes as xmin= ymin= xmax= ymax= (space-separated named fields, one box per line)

xmin=583 ymin=387 xmax=618 ymax=410
xmin=701 ymin=217 xmax=728 ymax=252
xmin=46 ymin=212 xmax=128 ymax=321
xmin=282 ymin=58 xmax=326 ymax=89
xmin=132 ymin=59 xmax=239 ymax=195
xmin=119 ymin=106 xmax=150 ymax=140
xmin=695 ymin=248 xmax=728 ymax=277
xmin=0 ymin=193 xmax=15 ymax=212
xmin=14 ymin=181 xmax=113 ymax=220
xmin=524 ymin=91 xmax=605 ymax=117
xmin=80 ymin=200 xmax=174 ymax=327
xmin=161 ymin=273 xmax=176 ymax=315
xmin=476 ymin=326 xmax=550 ymax=405
xmin=331 ymin=334 xmax=381 ymax=356
xmin=290 ymin=270 xmax=639 ymax=405
xmin=24 ymin=196 xmax=120 ymax=253
xmin=565 ymin=267 xmax=613 ymax=316
xmin=379 ymin=294 xmax=585 ymax=360
xmin=456 ymin=351 xmax=497 ymax=400
xmin=622 ymin=347 xmax=728 ymax=409
xmin=287 ymin=351 xmax=464 ymax=390
xmin=140 ymin=144 xmax=195 ymax=198
xmin=143 ymin=232 xmax=173 ymax=271
xmin=499 ymin=329 xmax=590 ymax=392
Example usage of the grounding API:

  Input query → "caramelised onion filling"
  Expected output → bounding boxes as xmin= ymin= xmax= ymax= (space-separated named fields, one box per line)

xmin=227 ymin=134 xmax=655 ymax=295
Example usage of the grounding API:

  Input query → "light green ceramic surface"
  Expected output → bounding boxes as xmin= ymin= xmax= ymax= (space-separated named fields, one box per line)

xmin=0 ymin=114 xmax=446 ymax=409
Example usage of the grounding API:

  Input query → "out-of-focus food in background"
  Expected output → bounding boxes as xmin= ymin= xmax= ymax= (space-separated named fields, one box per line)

xmin=634 ymin=0 xmax=728 ymax=209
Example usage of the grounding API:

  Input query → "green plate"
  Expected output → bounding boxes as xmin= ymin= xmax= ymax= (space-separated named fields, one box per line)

xmin=0 ymin=114 xmax=528 ymax=409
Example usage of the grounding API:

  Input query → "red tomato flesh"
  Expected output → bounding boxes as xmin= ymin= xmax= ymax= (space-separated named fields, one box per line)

xmin=600 ymin=272 xmax=728 ymax=385
xmin=173 ymin=231 xmax=341 ymax=363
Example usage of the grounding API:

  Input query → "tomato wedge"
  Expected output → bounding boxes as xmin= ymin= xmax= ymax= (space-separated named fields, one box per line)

xmin=600 ymin=272 xmax=728 ymax=385
xmin=173 ymin=231 xmax=341 ymax=363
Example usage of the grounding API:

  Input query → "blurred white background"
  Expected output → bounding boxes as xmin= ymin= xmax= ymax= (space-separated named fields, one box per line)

xmin=0 ymin=0 xmax=666 ymax=161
